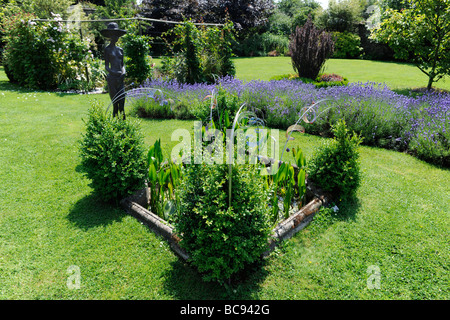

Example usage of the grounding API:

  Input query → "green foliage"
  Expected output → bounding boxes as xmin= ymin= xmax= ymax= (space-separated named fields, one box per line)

xmin=147 ymin=139 xmax=182 ymax=220
xmin=308 ymin=119 xmax=362 ymax=201
xmin=263 ymin=149 xmax=306 ymax=224
xmin=1 ymin=11 xmax=96 ymax=90
xmin=184 ymin=22 xmax=203 ymax=84
xmin=122 ymin=31 xmax=154 ymax=85
xmin=371 ymin=0 xmax=450 ymax=90
xmin=332 ymin=31 xmax=362 ymax=59
xmin=20 ymin=0 xmax=73 ymax=19
xmin=261 ymin=32 xmax=289 ymax=56
xmin=175 ymin=163 xmax=272 ymax=282
xmin=78 ymin=102 xmax=147 ymax=203
xmin=130 ymin=96 xmax=174 ymax=119
xmin=269 ymin=73 xmax=349 ymax=87
xmin=220 ymin=22 xmax=237 ymax=78
xmin=161 ymin=21 xmax=236 ymax=83
xmin=315 ymin=0 xmax=363 ymax=33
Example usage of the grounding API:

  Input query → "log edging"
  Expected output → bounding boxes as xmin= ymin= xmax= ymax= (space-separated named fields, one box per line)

xmin=120 ymin=180 xmax=329 ymax=261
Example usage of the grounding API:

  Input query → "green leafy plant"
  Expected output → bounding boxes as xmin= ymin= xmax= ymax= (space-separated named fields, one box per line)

xmin=175 ymin=163 xmax=271 ymax=283
xmin=147 ymin=139 xmax=182 ymax=220
xmin=332 ymin=31 xmax=362 ymax=59
xmin=161 ymin=21 xmax=236 ymax=84
xmin=122 ymin=30 xmax=154 ymax=85
xmin=269 ymin=73 xmax=348 ymax=88
xmin=78 ymin=102 xmax=147 ymax=203
xmin=1 ymin=11 xmax=95 ymax=90
xmin=308 ymin=119 xmax=363 ymax=201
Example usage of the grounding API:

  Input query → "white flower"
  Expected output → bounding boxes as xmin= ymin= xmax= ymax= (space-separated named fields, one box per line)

xmin=332 ymin=205 xmax=339 ymax=213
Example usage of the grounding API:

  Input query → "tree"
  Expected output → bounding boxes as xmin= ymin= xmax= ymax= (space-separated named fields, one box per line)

xmin=21 ymin=0 xmax=75 ymax=19
xmin=371 ymin=0 xmax=450 ymax=90
xmin=315 ymin=0 xmax=363 ymax=32
xmin=267 ymin=0 xmax=321 ymax=38
xmin=202 ymin=0 xmax=274 ymax=33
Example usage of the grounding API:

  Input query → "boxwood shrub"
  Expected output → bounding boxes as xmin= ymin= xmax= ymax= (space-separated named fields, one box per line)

xmin=307 ymin=119 xmax=363 ymax=201
xmin=78 ymin=102 xmax=147 ymax=203
xmin=175 ymin=163 xmax=272 ymax=283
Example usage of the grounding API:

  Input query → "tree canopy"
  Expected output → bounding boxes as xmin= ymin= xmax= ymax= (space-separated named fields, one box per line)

xmin=371 ymin=0 xmax=450 ymax=90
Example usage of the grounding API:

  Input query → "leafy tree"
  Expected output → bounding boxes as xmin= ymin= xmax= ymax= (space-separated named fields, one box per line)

xmin=371 ymin=0 xmax=450 ymax=90
xmin=21 ymin=0 xmax=75 ymax=19
xmin=95 ymin=0 xmax=137 ymax=20
xmin=315 ymin=0 xmax=363 ymax=32
xmin=203 ymin=0 xmax=274 ymax=32
xmin=269 ymin=0 xmax=321 ymax=35
xmin=378 ymin=0 xmax=411 ymax=11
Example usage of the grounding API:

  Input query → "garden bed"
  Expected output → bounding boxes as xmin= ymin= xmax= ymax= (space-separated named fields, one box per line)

xmin=120 ymin=177 xmax=329 ymax=261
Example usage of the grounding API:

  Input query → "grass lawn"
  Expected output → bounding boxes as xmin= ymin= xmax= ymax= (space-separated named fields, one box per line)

xmin=232 ymin=57 xmax=450 ymax=92
xmin=0 ymin=66 xmax=449 ymax=299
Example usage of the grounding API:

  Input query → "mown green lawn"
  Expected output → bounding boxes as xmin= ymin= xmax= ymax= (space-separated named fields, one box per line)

xmin=0 ymin=66 xmax=448 ymax=299
xmin=230 ymin=57 xmax=450 ymax=91
xmin=152 ymin=56 xmax=450 ymax=91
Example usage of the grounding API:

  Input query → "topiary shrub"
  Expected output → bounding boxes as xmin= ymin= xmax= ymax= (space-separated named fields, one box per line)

xmin=175 ymin=163 xmax=272 ymax=283
xmin=307 ymin=119 xmax=363 ymax=201
xmin=78 ymin=102 xmax=147 ymax=203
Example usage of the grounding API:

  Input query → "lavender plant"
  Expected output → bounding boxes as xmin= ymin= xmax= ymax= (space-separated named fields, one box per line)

xmin=129 ymin=77 xmax=449 ymax=167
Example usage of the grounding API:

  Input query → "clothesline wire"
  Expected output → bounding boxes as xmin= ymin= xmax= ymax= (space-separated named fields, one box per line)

xmin=31 ymin=16 xmax=224 ymax=27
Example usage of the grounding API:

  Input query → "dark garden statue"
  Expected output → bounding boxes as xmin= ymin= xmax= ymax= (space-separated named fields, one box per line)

xmin=101 ymin=22 xmax=127 ymax=119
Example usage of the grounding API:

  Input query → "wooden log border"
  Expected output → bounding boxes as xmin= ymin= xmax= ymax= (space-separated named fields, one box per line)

xmin=120 ymin=179 xmax=329 ymax=261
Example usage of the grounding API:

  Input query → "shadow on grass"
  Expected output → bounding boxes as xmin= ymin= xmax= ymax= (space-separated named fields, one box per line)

xmin=66 ymin=193 xmax=126 ymax=231
xmin=161 ymin=197 xmax=361 ymax=299
xmin=161 ymin=257 xmax=271 ymax=300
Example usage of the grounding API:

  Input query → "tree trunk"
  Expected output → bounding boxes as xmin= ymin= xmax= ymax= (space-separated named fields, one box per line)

xmin=427 ymin=75 xmax=434 ymax=91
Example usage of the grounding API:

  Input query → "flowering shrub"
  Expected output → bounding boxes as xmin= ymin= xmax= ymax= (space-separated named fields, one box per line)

xmin=1 ymin=12 xmax=96 ymax=90
xmin=131 ymin=78 xmax=449 ymax=167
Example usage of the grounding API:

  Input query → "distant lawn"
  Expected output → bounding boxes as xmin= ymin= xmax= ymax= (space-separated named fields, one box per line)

xmin=232 ymin=57 xmax=450 ymax=91
xmin=0 ymin=66 xmax=449 ymax=299
xmin=151 ymin=56 xmax=450 ymax=91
